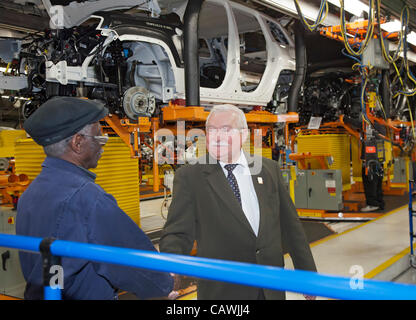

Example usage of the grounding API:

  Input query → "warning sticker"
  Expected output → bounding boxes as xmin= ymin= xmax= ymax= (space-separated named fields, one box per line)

xmin=325 ymin=180 xmax=336 ymax=188
xmin=366 ymin=146 xmax=377 ymax=153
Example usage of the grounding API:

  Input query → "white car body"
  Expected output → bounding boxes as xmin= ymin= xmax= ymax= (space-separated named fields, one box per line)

xmin=42 ymin=0 xmax=295 ymax=108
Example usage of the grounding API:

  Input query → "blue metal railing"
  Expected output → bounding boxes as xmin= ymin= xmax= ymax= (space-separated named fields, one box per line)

xmin=409 ymin=180 xmax=416 ymax=268
xmin=409 ymin=180 xmax=415 ymax=257
xmin=2 ymin=233 xmax=416 ymax=300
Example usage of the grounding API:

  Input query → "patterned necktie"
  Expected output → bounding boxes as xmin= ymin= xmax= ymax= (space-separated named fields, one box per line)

xmin=224 ymin=164 xmax=241 ymax=206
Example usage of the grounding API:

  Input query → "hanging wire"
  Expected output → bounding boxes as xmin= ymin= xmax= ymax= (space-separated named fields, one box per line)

xmin=294 ymin=0 xmax=329 ymax=32
xmin=339 ymin=0 xmax=376 ymax=56
xmin=377 ymin=0 xmax=405 ymax=64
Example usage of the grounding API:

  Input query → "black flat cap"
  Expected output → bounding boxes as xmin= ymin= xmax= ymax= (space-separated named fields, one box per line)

xmin=23 ymin=96 xmax=108 ymax=146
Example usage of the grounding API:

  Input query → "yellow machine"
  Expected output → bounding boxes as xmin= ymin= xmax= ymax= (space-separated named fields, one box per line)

xmin=14 ymin=137 xmax=141 ymax=226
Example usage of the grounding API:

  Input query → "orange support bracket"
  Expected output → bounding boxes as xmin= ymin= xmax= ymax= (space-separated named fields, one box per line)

xmin=103 ymin=114 xmax=151 ymax=158
xmin=289 ymin=152 xmax=332 ymax=170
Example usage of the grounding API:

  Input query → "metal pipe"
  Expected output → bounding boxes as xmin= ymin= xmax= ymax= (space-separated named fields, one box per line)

xmin=1 ymin=233 xmax=416 ymax=300
xmin=152 ymin=118 xmax=160 ymax=192
xmin=183 ymin=0 xmax=204 ymax=107
xmin=44 ymin=286 xmax=62 ymax=300
xmin=0 ymin=234 xmax=42 ymax=252
xmin=39 ymin=238 xmax=62 ymax=300
xmin=287 ymin=21 xmax=307 ymax=113
xmin=409 ymin=180 xmax=414 ymax=256
xmin=381 ymin=70 xmax=391 ymax=118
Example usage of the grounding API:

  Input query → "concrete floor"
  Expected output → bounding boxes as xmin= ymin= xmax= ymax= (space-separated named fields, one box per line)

xmin=394 ymin=267 xmax=416 ymax=284
xmin=285 ymin=203 xmax=415 ymax=299
xmin=2 ymin=195 xmax=413 ymax=300
xmin=140 ymin=197 xmax=416 ymax=300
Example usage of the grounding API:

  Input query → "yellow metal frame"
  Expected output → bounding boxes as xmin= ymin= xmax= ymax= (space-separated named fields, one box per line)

xmin=103 ymin=114 xmax=151 ymax=158
xmin=101 ymin=103 xmax=300 ymax=194
xmin=162 ymin=101 xmax=298 ymax=124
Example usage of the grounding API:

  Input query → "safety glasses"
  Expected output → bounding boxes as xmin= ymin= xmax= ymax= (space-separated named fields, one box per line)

xmin=80 ymin=133 xmax=109 ymax=145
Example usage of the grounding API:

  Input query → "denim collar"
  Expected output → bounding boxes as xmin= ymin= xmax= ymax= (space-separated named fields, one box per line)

xmin=42 ymin=156 xmax=97 ymax=181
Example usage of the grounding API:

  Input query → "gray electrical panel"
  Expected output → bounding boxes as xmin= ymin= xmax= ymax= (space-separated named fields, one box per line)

xmin=294 ymin=169 xmax=343 ymax=211
xmin=281 ymin=169 xmax=291 ymax=192
xmin=362 ymin=39 xmax=390 ymax=70
xmin=0 ymin=208 xmax=25 ymax=299
xmin=294 ymin=170 xmax=308 ymax=209
xmin=391 ymin=158 xmax=411 ymax=184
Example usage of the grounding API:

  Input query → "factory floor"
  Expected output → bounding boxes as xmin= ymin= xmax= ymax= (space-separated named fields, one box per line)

xmin=286 ymin=202 xmax=416 ymax=299
xmin=2 ymin=195 xmax=414 ymax=300
xmin=140 ymin=197 xmax=168 ymax=243
xmin=138 ymin=196 xmax=416 ymax=300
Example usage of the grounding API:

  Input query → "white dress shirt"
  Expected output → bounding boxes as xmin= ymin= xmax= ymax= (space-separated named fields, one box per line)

xmin=219 ymin=151 xmax=260 ymax=236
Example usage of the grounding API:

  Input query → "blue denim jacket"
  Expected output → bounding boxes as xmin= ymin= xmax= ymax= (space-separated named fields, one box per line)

xmin=16 ymin=157 xmax=173 ymax=300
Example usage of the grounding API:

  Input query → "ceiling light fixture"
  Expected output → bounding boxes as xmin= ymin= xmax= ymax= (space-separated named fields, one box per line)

xmin=259 ymin=0 xmax=339 ymax=26
xmin=327 ymin=0 xmax=369 ymax=18
xmin=406 ymin=31 xmax=416 ymax=47
xmin=380 ymin=19 xmax=402 ymax=33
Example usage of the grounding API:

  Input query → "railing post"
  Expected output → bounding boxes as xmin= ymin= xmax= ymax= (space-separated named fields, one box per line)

xmin=39 ymin=238 xmax=62 ymax=300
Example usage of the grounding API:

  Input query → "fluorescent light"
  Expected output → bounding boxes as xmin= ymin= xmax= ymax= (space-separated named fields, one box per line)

xmin=1 ymin=95 xmax=29 ymax=100
xmin=258 ymin=0 xmax=339 ymax=26
xmin=327 ymin=0 xmax=369 ymax=18
xmin=381 ymin=19 xmax=401 ymax=33
xmin=407 ymin=31 xmax=416 ymax=46
xmin=389 ymin=40 xmax=416 ymax=63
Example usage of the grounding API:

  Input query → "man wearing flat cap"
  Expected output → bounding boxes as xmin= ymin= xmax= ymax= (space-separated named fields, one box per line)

xmin=16 ymin=96 xmax=173 ymax=300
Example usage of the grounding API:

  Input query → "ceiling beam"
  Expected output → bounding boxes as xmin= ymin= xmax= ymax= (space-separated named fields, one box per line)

xmin=0 ymin=8 xmax=49 ymax=34
xmin=359 ymin=0 xmax=416 ymax=32
xmin=253 ymin=0 xmax=339 ymax=26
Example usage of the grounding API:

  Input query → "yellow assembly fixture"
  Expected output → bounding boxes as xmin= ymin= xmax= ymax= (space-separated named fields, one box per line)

xmin=14 ymin=138 xmax=45 ymax=180
xmin=243 ymin=140 xmax=272 ymax=159
xmin=14 ymin=137 xmax=141 ymax=226
xmin=91 ymin=137 xmax=140 ymax=226
xmin=0 ymin=129 xmax=27 ymax=158
xmin=296 ymin=133 xmax=351 ymax=190
xmin=195 ymin=135 xmax=206 ymax=158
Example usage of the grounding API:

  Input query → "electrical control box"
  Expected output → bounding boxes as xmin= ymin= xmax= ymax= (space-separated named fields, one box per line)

xmin=364 ymin=138 xmax=385 ymax=162
xmin=0 ymin=208 xmax=25 ymax=299
xmin=294 ymin=169 xmax=343 ymax=211
xmin=391 ymin=157 xmax=411 ymax=184
xmin=281 ymin=168 xmax=291 ymax=192
xmin=362 ymin=39 xmax=390 ymax=70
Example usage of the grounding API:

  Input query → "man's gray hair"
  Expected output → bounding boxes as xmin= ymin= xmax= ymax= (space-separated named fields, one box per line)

xmin=206 ymin=104 xmax=248 ymax=130
xmin=43 ymin=123 xmax=93 ymax=158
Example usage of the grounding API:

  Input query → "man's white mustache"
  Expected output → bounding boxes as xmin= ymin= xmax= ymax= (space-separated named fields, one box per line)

xmin=210 ymin=142 xmax=229 ymax=147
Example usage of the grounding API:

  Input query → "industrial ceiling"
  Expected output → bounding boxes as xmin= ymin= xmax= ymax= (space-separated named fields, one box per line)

xmin=0 ymin=0 xmax=414 ymax=36
xmin=0 ymin=0 xmax=414 ymax=127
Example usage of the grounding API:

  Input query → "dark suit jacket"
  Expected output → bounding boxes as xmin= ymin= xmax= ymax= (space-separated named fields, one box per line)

xmin=159 ymin=153 xmax=317 ymax=300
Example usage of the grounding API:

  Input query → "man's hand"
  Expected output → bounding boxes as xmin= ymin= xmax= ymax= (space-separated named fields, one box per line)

xmin=167 ymin=273 xmax=182 ymax=300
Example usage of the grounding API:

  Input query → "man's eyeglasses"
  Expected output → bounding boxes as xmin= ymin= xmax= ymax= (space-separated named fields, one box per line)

xmin=206 ymin=127 xmax=243 ymax=135
xmin=80 ymin=133 xmax=109 ymax=145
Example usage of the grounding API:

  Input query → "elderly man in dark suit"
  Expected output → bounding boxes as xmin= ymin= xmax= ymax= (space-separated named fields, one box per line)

xmin=159 ymin=104 xmax=316 ymax=300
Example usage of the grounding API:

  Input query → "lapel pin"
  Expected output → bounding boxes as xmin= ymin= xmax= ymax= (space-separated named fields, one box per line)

xmin=257 ymin=177 xmax=263 ymax=184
